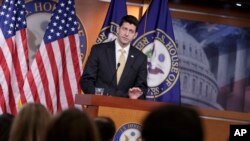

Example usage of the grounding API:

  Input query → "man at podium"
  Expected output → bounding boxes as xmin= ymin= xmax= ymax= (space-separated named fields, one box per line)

xmin=80 ymin=15 xmax=147 ymax=100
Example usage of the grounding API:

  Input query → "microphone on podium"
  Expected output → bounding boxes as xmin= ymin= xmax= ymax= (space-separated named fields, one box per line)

xmin=106 ymin=63 xmax=120 ymax=95
xmin=117 ymin=63 xmax=120 ymax=70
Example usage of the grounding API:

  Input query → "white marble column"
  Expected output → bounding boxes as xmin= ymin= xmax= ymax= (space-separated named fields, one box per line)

xmin=216 ymin=42 xmax=231 ymax=108
xmin=227 ymin=38 xmax=248 ymax=111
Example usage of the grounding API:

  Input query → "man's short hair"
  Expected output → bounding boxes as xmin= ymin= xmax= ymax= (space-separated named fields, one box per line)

xmin=119 ymin=15 xmax=139 ymax=31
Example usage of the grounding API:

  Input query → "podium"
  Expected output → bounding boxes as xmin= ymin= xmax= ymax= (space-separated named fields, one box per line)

xmin=75 ymin=94 xmax=166 ymax=126
xmin=75 ymin=94 xmax=250 ymax=141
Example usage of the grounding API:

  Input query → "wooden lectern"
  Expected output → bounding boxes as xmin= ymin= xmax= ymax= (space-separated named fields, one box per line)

xmin=75 ymin=94 xmax=166 ymax=126
xmin=75 ymin=94 xmax=250 ymax=141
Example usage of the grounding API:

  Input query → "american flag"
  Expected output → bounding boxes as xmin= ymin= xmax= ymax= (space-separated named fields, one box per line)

xmin=0 ymin=0 xmax=29 ymax=115
xmin=22 ymin=0 xmax=82 ymax=113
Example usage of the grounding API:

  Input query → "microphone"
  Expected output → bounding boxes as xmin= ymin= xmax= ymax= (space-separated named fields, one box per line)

xmin=106 ymin=63 xmax=120 ymax=96
xmin=117 ymin=63 xmax=120 ymax=69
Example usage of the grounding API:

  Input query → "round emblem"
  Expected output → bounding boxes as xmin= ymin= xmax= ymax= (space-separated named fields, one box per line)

xmin=25 ymin=0 xmax=87 ymax=63
xmin=133 ymin=29 xmax=179 ymax=99
xmin=114 ymin=123 xmax=142 ymax=141
xmin=96 ymin=22 xmax=118 ymax=44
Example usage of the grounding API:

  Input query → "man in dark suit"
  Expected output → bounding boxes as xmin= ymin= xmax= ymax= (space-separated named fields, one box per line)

xmin=80 ymin=15 xmax=147 ymax=99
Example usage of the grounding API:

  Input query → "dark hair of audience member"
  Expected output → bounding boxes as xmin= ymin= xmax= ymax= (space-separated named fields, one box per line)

xmin=45 ymin=108 xmax=100 ymax=141
xmin=94 ymin=116 xmax=116 ymax=141
xmin=141 ymin=105 xmax=204 ymax=141
xmin=0 ymin=113 xmax=14 ymax=141
xmin=9 ymin=103 xmax=51 ymax=141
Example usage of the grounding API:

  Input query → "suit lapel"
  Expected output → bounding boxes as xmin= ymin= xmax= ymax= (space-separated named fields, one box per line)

xmin=118 ymin=46 xmax=135 ymax=85
xmin=106 ymin=41 xmax=117 ymax=84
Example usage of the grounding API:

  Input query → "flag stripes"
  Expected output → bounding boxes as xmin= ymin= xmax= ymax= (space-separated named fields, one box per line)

xmin=22 ymin=36 xmax=81 ymax=113
xmin=0 ymin=29 xmax=28 ymax=114
xmin=0 ymin=0 xmax=81 ymax=114
xmin=20 ymin=0 xmax=82 ymax=113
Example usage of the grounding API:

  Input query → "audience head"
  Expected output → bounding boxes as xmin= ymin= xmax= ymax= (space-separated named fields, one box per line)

xmin=0 ymin=113 xmax=14 ymax=141
xmin=94 ymin=116 xmax=116 ymax=141
xmin=9 ymin=103 xmax=51 ymax=141
xmin=45 ymin=108 xmax=99 ymax=141
xmin=141 ymin=105 xmax=204 ymax=141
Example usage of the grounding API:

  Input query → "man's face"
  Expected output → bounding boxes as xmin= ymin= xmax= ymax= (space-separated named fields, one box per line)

xmin=117 ymin=22 xmax=137 ymax=47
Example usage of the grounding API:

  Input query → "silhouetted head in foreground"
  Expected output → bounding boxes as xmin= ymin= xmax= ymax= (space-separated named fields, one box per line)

xmin=9 ymin=103 xmax=51 ymax=141
xmin=141 ymin=105 xmax=204 ymax=141
xmin=45 ymin=108 xmax=99 ymax=141
xmin=0 ymin=113 xmax=14 ymax=141
xmin=94 ymin=116 xmax=116 ymax=141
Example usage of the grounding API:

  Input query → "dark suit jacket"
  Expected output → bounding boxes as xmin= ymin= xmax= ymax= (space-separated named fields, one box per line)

xmin=80 ymin=40 xmax=148 ymax=99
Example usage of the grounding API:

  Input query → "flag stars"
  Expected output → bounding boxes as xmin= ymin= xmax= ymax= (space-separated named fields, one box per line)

xmin=60 ymin=3 xmax=65 ymax=7
xmin=1 ymin=0 xmax=27 ymax=38
xmin=48 ymin=35 xmax=52 ymax=39
xmin=53 ymin=22 xmax=57 ymax=26
xmin=50 ymin=29 xmax=54 ymax=33
xmin=8 ymin=30 xmax=12 ymax=34
xmin=42 ymin=0 xmax=77 ymax=42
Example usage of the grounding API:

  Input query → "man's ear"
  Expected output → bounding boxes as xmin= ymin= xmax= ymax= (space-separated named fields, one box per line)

xmin=116 ymin=26 xmax=120 ymax=34
xmin=133 ymin=32 xmax=138 ymax=39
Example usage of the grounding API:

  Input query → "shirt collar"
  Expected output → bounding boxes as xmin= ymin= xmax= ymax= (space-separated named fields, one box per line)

xmin=115 ymin=40 xmax=130 ymax=53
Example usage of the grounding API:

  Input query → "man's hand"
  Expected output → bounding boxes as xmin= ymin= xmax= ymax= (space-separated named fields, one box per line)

xmin=128 ymin=87 xmax=143 ymax=99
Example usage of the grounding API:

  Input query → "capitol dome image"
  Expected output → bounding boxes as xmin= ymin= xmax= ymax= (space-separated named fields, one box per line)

xmin=173 ymin=20 xmax=223 ymax=110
